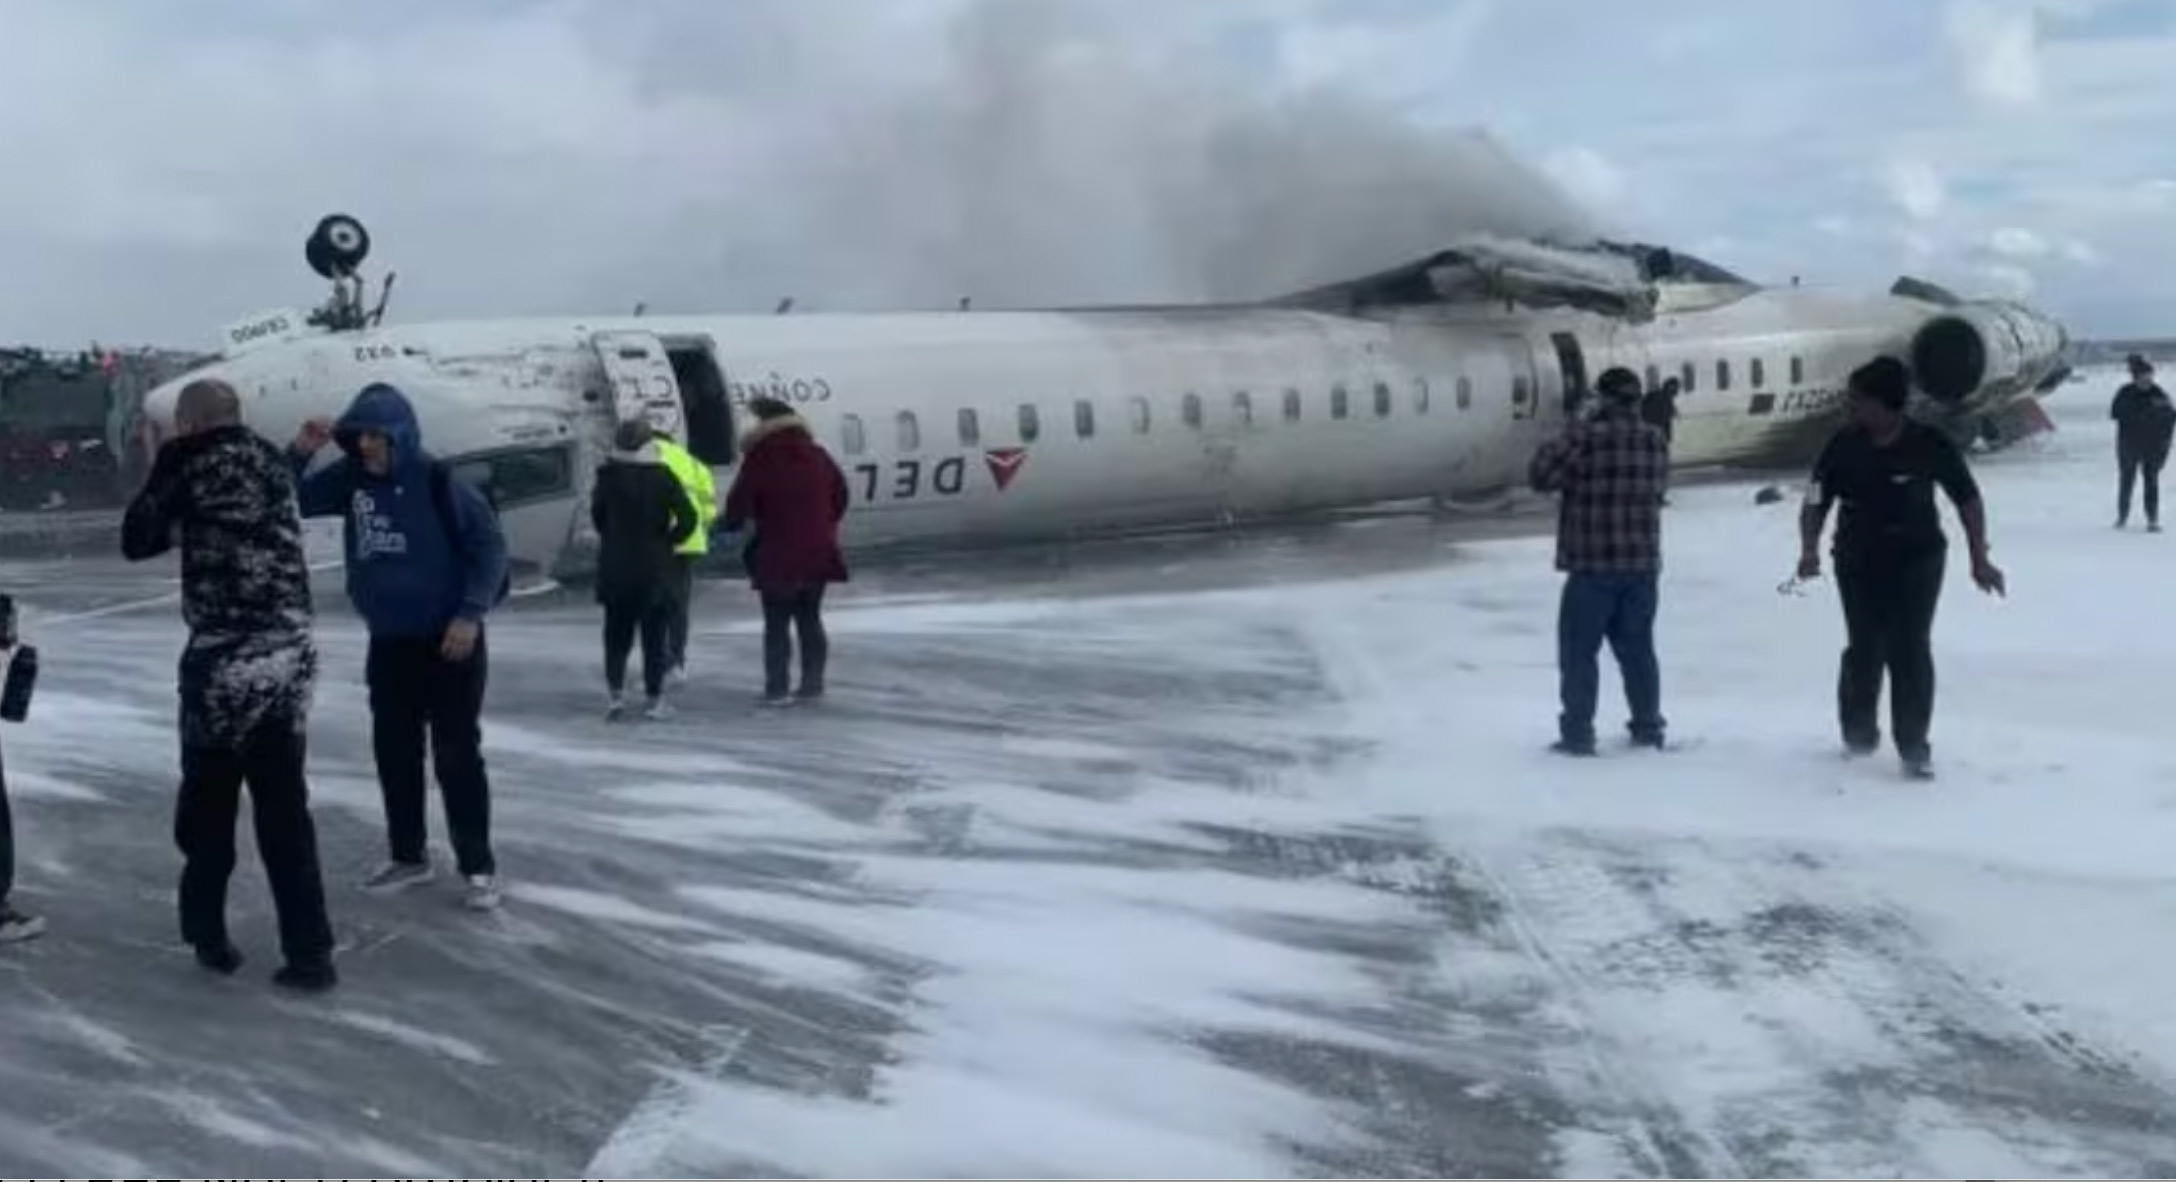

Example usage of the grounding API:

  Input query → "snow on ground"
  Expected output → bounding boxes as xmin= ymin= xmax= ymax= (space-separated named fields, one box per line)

xmin=3 ymin=372 xmax=2175 ymax=1177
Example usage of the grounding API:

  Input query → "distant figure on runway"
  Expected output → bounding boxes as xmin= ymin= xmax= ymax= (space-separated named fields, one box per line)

xmin=1529 ymin=367 xmax=1671 ymax=755
xmin=591 ymin=420 xmax=698 ymax=721
xmin=121 ymin=378 xmax=337 ymax=990
xmin=1796 ymin=356 xmax=2006 ymax=780
xmin=2111 ymin=354 xmax=2175 ymax=531
xmin=652 ymin=426 xmax=717 ymax=684
xmin=289 ymin=383 xmax=510 ymax=912
xmin=0 ymin=593 xmax=44 ymax=945
xmin=722 ymin=398 xmax=850 ymax=707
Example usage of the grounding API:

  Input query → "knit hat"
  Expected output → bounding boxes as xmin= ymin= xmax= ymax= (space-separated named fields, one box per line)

xmin=1596 ymin=366 xmax=1643 ymax=402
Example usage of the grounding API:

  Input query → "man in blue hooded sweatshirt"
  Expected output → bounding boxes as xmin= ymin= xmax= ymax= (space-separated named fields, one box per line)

xmin=290 ymin=383 xmax=510 ymax=912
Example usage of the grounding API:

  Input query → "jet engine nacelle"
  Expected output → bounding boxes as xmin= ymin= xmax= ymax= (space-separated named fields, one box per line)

xmin=1909 ymin=300 xmax=2067 ymax=408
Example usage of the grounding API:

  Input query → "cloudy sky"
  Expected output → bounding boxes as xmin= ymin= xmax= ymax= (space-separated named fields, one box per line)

xmin=1 ymin=0 xmax=2169 ymax=349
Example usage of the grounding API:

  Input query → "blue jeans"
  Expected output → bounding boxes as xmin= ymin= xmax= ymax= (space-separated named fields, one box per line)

xmin=1557 ymin=571 xmax=1664 ymax=748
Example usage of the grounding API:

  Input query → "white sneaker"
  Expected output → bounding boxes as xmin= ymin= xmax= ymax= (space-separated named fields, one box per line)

xmin=644 ymin=698 xmax=676 ymax=721
xmin=604 ymin=693 xmax=627 ymax=722
xmin=0 ymin=905 xmax=46 ymax=944
xmin=463 ymin=875 xmax=503 ymax=912
xmin=361 ymin=859 xmax=434 ymax=894
xmin=668 ymin=664 xmax=688 ymax=687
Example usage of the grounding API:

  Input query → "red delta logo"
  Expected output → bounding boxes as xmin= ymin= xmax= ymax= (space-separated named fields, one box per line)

xmin=984 ymin=447 xmax=1029 ymax=491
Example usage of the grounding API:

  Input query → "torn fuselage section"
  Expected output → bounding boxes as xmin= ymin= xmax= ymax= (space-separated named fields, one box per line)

xmin=1269 ymin=236 xmax=1753 ymax=323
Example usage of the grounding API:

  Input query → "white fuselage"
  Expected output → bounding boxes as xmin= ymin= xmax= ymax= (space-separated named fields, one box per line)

xmin=139 ymin=281 xmax=2060 ymax=582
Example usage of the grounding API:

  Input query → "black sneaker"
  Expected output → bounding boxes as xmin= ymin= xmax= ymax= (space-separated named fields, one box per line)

xmin=1901 ymin=751 xmax=1935 ymax=780
xmin=1550 ymin=739 xmax=1598 ymax=758
xmin=193 ymin=942 xmax=245 ymax=976
xmin=793 ymin=685 xmax=825 ymax=703
xmin=273 ymin=960 xmax=339 ymax=993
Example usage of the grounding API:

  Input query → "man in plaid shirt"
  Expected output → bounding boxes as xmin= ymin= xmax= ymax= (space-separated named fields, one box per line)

xmin=1528 ymin=366 xmax=1670 ymax=755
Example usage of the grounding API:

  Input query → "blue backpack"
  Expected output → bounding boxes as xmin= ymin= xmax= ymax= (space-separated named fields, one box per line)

xmin=426 ymin=460 xmax=512 ymax=607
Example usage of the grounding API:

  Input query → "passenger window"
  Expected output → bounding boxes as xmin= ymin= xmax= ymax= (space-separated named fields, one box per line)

xmin=1790 ymin=356 xmax=1805 ymax=385
xmin=896 ymin=411 xmax=921 ymax=452
xmin=1129 ymin=396 xmax=1151 ymax=434
xmin=1233 ymin=390 xmax=1254 ymax=426
xmin=1074 ymin=399 xmax=1096 ymax=439
xmin=1681 ymin=362 xmax=1697 ymax=394
xmin=1182 ymin=393 xmax=1203 ymax=429
xmin=1018 ymin=403 xmax=1040 ymax=442
xmin=450 ymin=444 xmax=573 ymax=511
xmin=1456 ymin=376 xmax=1473 ymax=410
xmin=1414 ymin=377 xmax=1431 ymax=414
xmin=842 ymin=414 xmax=866 ymax=456
xmin=1332 ymin=385 xmax=1350 ymax=419
xmin=1717 ymin=360 xmax=1732 ymax=392
xmin=1373 ymin=382 xmax=1392 ymax=418
xmin=1282 ymin=388 xmax=1302 ymax=422
xmin=1512 ymin=376 xmax=1531 ymax=406
xmin=957 ymin=408 xmax=980 ymax=446
xmin=1751 ymin=359 xmax=1767 ymax=389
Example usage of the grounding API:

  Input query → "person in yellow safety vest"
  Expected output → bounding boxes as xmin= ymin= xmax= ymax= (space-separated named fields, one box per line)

xmin=653 ymin=430 xmax=718 ymax=683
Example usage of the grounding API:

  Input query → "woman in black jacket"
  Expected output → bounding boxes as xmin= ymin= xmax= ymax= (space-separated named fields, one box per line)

xmin=591 ymin=421 xmax=698 ymax=720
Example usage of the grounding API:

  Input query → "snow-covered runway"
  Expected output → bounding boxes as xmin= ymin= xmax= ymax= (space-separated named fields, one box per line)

xmin=4 ymin=376 xmax=2174 ymax=1177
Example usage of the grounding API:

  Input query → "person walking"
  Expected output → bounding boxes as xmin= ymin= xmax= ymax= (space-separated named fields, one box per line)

xmin=591 ymin=420 xmax=698 ymax=720
xmin=2111 ymin=354 xmax=2175 ymax=531
xmin=1528 ymin=367 xmax=1672 ymax=755
xmin=290 ymin=383 xmax=510 ymax=911
xmin=721 ymin=398 xmax=850 ymax=706
xmin=652 ymin=426 xmax=717 ymax=683
xmin=0 ymin=592 xmax=44 ymax=945
xmin=121 ymin=378 xmax=338 ymax=989
xmin=1797 ymin=356 xmax=2006 ymax=780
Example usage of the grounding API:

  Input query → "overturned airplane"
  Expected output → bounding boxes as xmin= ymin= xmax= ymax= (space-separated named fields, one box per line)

xmin=139 ymin=214 xmax=2071 ymax=584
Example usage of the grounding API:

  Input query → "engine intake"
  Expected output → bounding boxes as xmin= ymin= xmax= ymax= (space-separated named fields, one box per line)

xmin=1908 ymin=302 xmax=2066 ymax=407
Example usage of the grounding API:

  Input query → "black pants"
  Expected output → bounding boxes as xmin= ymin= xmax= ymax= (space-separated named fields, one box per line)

xmin=0 ymin=738 xmax=14 ymax=907
xmin=2118 ymin=443 xmax=2168 ymax=524
xmin=1835 ymin=547 xmax=1945 ymax=760
xmin=665 ymin=556 xmax=696 ymax=670
xmin=176 ymin=719 xmax=335 ymax=964
xmin=604 ymin=596 xmax=672 ymax=699
xmin=365 ymin=632 xmax=495 ymax=877
xmin=761 ymin=587 xmax=828 ymax=697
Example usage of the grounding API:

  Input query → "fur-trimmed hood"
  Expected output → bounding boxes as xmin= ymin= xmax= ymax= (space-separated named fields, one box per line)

xmin=740 ymin=412 xmax=813 ymax=454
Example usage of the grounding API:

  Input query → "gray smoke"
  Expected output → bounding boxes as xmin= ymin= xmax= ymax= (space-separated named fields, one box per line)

xmin=626 ymin=0 xmax=1606 ymax=313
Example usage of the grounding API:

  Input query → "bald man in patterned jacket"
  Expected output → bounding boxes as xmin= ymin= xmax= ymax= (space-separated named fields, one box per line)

xmin=123 ymin=379 xmax=337 ymax=992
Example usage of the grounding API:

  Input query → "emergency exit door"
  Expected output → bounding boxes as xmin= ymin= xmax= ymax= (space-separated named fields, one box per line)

xmin=592 ymin=330 xmax=686 ymax=438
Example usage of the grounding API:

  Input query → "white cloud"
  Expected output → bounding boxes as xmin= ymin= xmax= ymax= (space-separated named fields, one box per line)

xmin=1887 ymin=159 xmax=1950 ymax=220
xmin=1974 ymin=261 xmax=2039 ymax=297
xmin=1988 ymin=226 xmax=2052 ymax=259
xmin=1943 ymin=0 xmax=2043 ymax=109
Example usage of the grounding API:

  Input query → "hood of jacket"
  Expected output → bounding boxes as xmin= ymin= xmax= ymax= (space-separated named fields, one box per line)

xmin=610 ymin=440 xmax=662 ymax=465
xmin=335 ymin=383 xmax=427 ymax=471
xmin=741 ymin=412 xmax=813 ymax=455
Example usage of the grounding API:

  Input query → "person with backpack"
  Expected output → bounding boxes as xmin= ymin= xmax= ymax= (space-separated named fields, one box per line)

xmin=591 ymin=419 xmax=698 ymax=720
xmin=290 ymin=383 xmax=511 ymax=912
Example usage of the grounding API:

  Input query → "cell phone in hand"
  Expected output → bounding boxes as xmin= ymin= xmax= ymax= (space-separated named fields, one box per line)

xmin=0 ymin=593 xmax=16 ymax=650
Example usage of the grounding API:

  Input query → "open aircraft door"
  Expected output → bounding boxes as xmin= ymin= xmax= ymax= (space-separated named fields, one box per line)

xmin=592 ymin=330 xmax=687 ymax=439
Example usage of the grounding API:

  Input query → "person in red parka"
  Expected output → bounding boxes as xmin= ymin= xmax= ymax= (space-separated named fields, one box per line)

xmin=722 ymin=398 xmax=850 ymax=705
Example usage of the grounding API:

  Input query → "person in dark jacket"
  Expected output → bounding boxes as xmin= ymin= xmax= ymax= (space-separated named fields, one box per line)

xmin=289 ymin=383 xmax=510 ymax=911
xmin=1529 ymin=367 xmax=1671 ymax=755
xmin=0 ymin=593 xmax=43 ymax=945
xmin=722 ymin=398 xmax=851 ymax=706
xmin=1641 ymin=376 xmax=1681 ymax=446
xmin=591 ymin=420 xmax=698 ymax=720
xmin=121 ymin=379 xmax=337 ymax=990
xmin=2111 ymin=354 xmax=2176 ymax=531
xmin=1797 ymin=356 xmax=2006 ymax=780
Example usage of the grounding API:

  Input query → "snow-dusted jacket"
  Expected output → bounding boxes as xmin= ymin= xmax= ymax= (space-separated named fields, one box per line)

xmin=122 ymin=424 xmax=318 ymax=748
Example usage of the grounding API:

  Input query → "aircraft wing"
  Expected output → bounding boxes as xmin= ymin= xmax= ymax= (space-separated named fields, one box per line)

xmin=1270 ymin=235 xmax=1661 ymax=322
